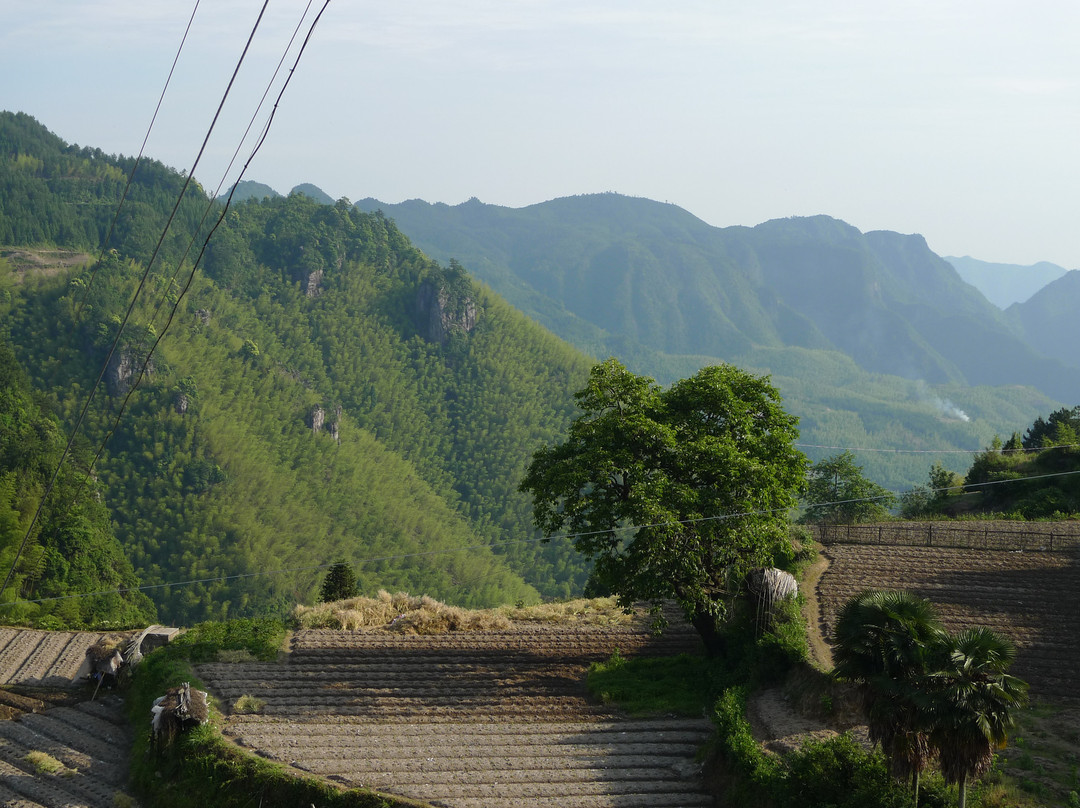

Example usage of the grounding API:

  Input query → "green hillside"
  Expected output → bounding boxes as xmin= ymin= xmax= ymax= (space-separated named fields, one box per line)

xmin=0 ymin=340 xmax=155 ymax=628
xmin=356 ymin=194 xmax=1067 ymax=489
xmin=0 ymin=113 xmax=594 ymax=623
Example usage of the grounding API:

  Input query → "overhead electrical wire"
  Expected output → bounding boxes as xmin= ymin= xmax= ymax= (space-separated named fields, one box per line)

xmin=64 ymin=0 xmax=319 ymax=524
xmin=146 ymin=0 xmax=316 ymax=326
xmin=7 ymin=462 xmax=1080 ymax=610
xmin=85 ymin=0 xmax=333 ymax=488
xmin=1 ymin=0 xmax=274 ymax=604
xmin=74 ymin=0 xmax=203 ymax=321
xmin=795 ymin=441 xmax=1079 ymax=455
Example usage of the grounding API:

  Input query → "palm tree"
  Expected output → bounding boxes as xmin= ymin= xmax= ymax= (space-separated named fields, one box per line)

xmin=832 ymin=589 xmax=945 ymax=804
xmin=927 ymin=627 xmax=1028 ymax=808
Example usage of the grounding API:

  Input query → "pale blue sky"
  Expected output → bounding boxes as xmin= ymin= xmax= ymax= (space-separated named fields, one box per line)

xmin=3 ymin=1 xmax=1078 ymax=267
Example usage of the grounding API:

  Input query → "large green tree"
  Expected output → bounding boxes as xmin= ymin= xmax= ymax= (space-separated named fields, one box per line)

xmin=519 ymin=358 xmax=806 ymax=652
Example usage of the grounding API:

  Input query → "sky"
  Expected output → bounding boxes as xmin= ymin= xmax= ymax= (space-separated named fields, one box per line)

xmin=3 ymin=0 xmax=1079 ymax=268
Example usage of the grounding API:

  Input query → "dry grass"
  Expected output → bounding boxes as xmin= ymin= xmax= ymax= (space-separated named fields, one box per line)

xmin=233 ymin=694 xmax=266 ymax=715
xmin=494 ymin=597 xmax=634 ymax=625
xmin=293 ymin=592 xmax=635 ymax=633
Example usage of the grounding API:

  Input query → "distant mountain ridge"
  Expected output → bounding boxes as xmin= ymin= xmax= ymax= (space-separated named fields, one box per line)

xmin=944 ymin=255 xmax=1068 ymax=309
xmin=355 ymin=193 xmax=1079 ymax=403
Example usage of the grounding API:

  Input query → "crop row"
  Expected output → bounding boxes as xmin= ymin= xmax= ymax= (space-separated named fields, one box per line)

xmin=205 ymin=623 xmax=713 ymax=808
xmin=0 ymin=630 xmax=112 ymax=688
xmin=0 ymin=698 xmax=133 ymax=808
xmin=816 ymin=544 xmax=1080 ymax=698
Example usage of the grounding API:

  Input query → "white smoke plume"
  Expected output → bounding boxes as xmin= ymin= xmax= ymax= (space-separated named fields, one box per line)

xmin=915 ymin=381 xmax=970 ymax=422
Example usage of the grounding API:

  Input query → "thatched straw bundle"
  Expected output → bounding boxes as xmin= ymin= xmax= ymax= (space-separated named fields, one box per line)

xmin=295 ymin=590 xmax=513 ymax=633
xmin=295 ymin=591 xmax=639 ymax=633
xmin=748 ymin=567 xmax=799 ymax=631
xmin=151 ymin=683 xmax=209 ymax=746
xmin=86 ymin=635 xmax=126 ymax=677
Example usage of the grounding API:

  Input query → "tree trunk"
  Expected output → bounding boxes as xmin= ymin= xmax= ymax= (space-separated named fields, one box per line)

xmin=912 ymin=769 xmax=920 ymax=807
xmin=690 ymin=609 xmax=726 ymax=657
xmin=957 ymin=772 xmax=967 ymax=808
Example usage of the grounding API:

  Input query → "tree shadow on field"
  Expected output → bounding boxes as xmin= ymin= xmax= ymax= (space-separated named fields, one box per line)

xmin=914 ymin=547 xmax=1080 ymax=700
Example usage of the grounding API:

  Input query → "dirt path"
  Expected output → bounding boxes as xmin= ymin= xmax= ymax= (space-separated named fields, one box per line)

xmin=799 ymin=550 xmax=833 ymax=671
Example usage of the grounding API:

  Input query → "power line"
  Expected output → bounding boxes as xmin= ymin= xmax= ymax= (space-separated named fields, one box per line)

xmin=8 ymin=462 xmax=1080 ymax=610
xmin=63 ymin=1 xmax=321 ymax=528
xmin=2 ymin=1 xmax=273 ymax=603
xmin=74 ymin=0 xmax=203 ymax=321
xmin=796 ymin=441 xmax=1079 ymax=456
xmin=147 ymin=0 xmax=316 ymax=327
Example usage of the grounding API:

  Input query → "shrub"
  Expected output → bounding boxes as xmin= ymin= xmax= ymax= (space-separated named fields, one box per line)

xmin=785 ymin=734 xmax=909 ymax=808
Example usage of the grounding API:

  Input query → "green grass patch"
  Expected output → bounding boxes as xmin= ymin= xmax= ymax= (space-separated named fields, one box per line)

xmin=25 ymin=750 xmax=74 ymax=776
xmin=166 ymin=618 xmax=288 ymax=663
xmin=587 ymin=652 xmax=715 ymax=716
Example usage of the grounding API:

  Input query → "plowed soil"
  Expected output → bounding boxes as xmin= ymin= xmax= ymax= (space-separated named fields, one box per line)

xmin=816 ymin=543 xmax=1080 ymax=698
xmin=0 ymin=696 xmax=137 ymax=808
xmin=0 ymin=630 xmax=120 ymax=688
xmin=202 ymin=621 xmax=714 ymax=808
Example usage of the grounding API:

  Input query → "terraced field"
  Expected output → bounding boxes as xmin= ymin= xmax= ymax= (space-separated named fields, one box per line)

xmin=816 ymin=543 xmax=1080 ymax=698
xmin=0 ymin=695 xmax=136 ymax=808
xmin=0 ymin=629 xmax=115 ymax=688
xmin=201 ymin=622 xmax=713 ymax=808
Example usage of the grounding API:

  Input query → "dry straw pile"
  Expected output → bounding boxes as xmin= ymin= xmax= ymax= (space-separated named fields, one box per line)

xmin=293 ymin=591 xmax=635 ymax=633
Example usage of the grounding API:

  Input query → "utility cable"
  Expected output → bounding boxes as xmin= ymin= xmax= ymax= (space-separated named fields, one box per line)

xmin=796 ymin=441 xmax=1080 ymax=455
xmin=70 ymin=0 xmax=332 ymax=516
xmin=7 ymin=461 xmax=1080 ymax=610
xmin=147 ymin=0 xmax=315 ymax=327
xmin=67 ymin=0 xmax=318 ymax=518
xmin=1 ymin=0 xmax=271 ymax=604
xmin=74 ymin=0 xmax=202 ymax=321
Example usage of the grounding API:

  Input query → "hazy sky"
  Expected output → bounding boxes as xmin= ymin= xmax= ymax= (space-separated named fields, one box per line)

xmin=4 ymin=1 xmax=1078 ymax=267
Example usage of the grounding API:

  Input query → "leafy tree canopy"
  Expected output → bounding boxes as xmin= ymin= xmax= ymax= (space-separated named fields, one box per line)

xmin=800 ymin=451 xmax=896 ymax=524
xmin=1022 ymin=405 xmax=1080 ymax=449
xmin=519 ymin=358 xmax=807 ymax=652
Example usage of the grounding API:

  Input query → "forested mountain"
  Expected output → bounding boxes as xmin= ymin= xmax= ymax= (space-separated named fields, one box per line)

xmin=1006 ymin=270 xmax=1080 ymax=372
xmin=353 ymin=194 xmax=1069 ymax=487
xmin=945 ymin=255 xmax=1068 ymax=309
xmin=0 ymin=340 xmax=155 ymax=628
xmin=355 ymin=194 xmax=1076 ymax=398
xmin=1 ymin=113 xmax=593 ymax=623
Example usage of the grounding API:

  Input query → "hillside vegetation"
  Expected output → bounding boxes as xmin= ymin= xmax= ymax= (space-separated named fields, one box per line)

xmin=0 ymin=112 xmax=594 ymax=623
xmin=0 ymin=341 xmax=154 ymax=627
xmin=356 ymin=194 xmax=1069 ymax=489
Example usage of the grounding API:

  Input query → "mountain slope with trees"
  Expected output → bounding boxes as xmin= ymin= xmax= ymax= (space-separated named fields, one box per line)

xmin=0 ymin=113 xmax=594 ymax=623
xmin=354 ymin=194 xmax=1066 ymax=489
xmin=0 ymin=340 xmax=155 ymax=628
